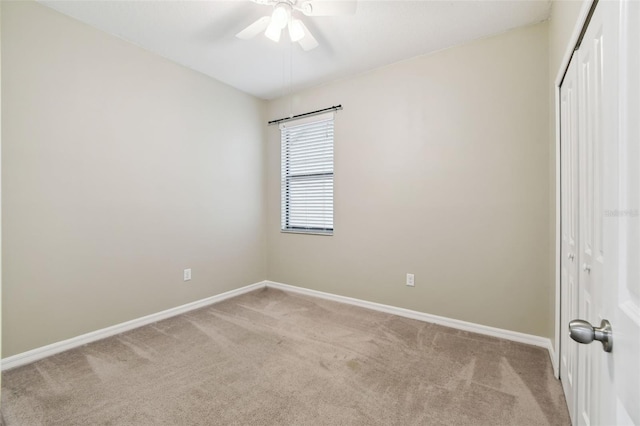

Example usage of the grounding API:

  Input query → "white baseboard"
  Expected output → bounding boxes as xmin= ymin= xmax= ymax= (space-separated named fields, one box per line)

xmin=3 ymin=279 xmax=556 ymax=373
xmin=1 ymin=281 xmax=267 ymax=371
xmin=265 ymin=281 xmax=554 ymax=353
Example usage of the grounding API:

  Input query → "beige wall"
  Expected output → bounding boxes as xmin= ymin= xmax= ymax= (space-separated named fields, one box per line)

xmin=1 ymin=2 xmax=266 ymax=357
xmin=2 ymin=1 xmax=584 ymax=358
xmin=267 ymin=23 xmax=552 ymax=337
xmin=547 ymin=0 xmax=588 ymax=348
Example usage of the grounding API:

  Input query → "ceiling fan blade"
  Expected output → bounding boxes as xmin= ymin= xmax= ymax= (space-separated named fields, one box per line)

xmin=298 ymin=0 xmax=357 ymax=17
xmin=235 ymin=16 xmax=271 ymax=40
xmin=297 ymin=21 xmax=319 ymax=51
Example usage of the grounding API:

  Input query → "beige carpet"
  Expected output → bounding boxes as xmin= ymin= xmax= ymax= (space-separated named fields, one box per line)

xmin=1 ymin=287 xmax=569 ymax=425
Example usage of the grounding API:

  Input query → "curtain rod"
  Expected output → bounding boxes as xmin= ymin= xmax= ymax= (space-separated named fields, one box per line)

xmin=268 ymin=105 xmax=343 ymax=126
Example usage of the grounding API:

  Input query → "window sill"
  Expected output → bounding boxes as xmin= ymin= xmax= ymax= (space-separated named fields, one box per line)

xmin=281 ymin=229 xmax=333 ymax=236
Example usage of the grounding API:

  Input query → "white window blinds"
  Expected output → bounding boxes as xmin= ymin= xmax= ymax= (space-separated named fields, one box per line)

xmin=280 ymin=113 xmax=334 ymax=235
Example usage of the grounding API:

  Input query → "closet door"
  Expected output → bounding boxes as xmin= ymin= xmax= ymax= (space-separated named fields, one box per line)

xmin=570 ymin=1 xmax=639 ymax=424
xmin=575 ymin=2 xmax=604 ymax=422
xmin=559 ymin=54 xmax=580 ymax=425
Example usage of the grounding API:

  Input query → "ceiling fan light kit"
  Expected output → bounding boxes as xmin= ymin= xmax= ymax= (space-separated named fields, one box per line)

xmin=271 ymin=3 xmax=290 ymax=28
xmin=235 ymin=0 xmax=356 ymax=51
xmin=265 ymin=3 xmax=289 ymax=42
xmin=288 ymin=19 xmax=305 ymax=42
xmin=265 ymin=20 xmax=282 ymax=42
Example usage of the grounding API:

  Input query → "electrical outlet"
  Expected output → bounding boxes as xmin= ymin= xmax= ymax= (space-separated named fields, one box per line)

xmin=406 ymin=273 xmax=415 ymax=287
xmin=183 ymin=268 xmax=191 ymax=281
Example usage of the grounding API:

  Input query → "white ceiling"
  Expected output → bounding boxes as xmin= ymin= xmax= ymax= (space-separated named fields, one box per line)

xmin=40 ymin=0 xmax=551 ymax=100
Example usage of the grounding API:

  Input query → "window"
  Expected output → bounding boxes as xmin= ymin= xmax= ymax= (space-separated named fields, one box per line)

xmin=280 ymin=113 xmax=334 ymax=235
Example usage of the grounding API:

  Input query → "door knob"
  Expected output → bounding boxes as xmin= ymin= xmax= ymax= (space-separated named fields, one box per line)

xmin=569 ymin=319 xmax=613 ymax=352
xmin=583 ymin=263 xmax=591 ymax=273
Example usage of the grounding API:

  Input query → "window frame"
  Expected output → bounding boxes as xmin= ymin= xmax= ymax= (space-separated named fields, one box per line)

xmin=280 ymin=112 xmax=334 ymax=236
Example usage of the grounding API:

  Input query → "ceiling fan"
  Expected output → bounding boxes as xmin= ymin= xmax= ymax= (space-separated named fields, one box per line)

xmin=235 ymin=0 xmax=357 ymax=51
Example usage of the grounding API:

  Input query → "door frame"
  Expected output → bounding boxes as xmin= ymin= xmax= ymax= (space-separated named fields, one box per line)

xmin=554 ymin=0 xmax=595 ymax=378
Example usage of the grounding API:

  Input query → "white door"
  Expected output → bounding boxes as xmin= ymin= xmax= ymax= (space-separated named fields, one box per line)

xmin=569 ymin=1 xmax=640 ymax=425
xmin=575 ymin=2 xmax=604 ymax=423
xmin=600 ymin=0 xmax=640 ymax=423
xmin=560 ymin=54 xmax=580 ymax=425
